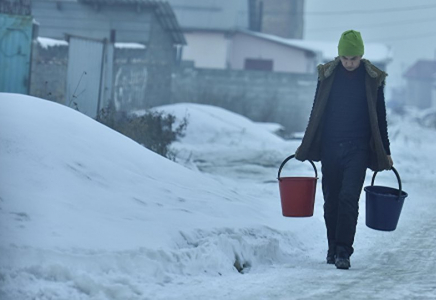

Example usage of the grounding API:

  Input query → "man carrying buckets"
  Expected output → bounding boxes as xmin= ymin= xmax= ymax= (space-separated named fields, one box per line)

xmin=295 ymin=30 xmax=393 ymax=270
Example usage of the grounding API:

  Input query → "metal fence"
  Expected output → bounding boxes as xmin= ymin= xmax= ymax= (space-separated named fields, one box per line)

xmin=0 ymin=13 xmax=33 ymax=94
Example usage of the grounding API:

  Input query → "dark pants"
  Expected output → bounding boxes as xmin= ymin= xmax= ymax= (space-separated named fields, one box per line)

xmin=321 ymin=139 xmax=369 ymax=257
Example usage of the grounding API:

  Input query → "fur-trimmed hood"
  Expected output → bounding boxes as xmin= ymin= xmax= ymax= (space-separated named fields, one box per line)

xmin=317 ymin=57 xmax=387 ymax=87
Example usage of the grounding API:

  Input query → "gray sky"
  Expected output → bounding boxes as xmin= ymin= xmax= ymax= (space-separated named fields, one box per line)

xmin=304 ymin=0 xmax=436 ymax=93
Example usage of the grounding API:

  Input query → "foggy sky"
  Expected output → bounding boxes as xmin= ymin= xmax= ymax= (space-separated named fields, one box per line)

xmin=304 ymin=0 xmax=436 ymax=93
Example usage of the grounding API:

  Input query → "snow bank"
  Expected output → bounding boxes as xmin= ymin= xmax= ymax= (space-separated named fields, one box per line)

xmin=152 ymin=103 xmax=310 ymax=180
xmin=0 ymin=94 xmax=322 ymax=299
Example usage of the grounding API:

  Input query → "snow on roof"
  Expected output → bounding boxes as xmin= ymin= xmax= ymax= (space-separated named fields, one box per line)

xmin=114 ymin=43 xmax=146 ymax=49
xmin=37 ymin=37 xmax=68 ymax=48
xmin=37 ymin=37 xmax=147 ymax=50
xmin=237 ymin=30 xmax=320 ymax=56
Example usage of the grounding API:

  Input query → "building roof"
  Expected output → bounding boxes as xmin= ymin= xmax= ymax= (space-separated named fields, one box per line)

xmin=403 ymin=60 xmax=436 ymax=80
xmin=165 ymin=0 xmax=249 ymax=31
xmin=78 ymin=0 xmax=186 ymax=44
xmin=237 ymin=30 xmax=319 ymax=56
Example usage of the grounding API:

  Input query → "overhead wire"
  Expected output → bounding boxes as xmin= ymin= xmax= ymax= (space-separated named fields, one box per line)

xmin=366 ymin=31 xmax=436 ymax=42
xmin=303 ymin=4 xmax=436 ymax=42
xmin=302 ymin=3 xmax=436 ymax=16
xmin=307 ymin=17 xmax=436 ymax=32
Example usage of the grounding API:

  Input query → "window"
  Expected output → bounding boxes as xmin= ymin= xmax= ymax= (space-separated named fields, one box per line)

xmin=244 ymin=58 xmax=273 ymax=71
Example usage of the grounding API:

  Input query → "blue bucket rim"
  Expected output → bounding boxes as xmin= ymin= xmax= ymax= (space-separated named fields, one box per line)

xmin=364 ymin=185 xmax=408 ymax=199
xmin=367 ymin=167 xmax=408 ymax=199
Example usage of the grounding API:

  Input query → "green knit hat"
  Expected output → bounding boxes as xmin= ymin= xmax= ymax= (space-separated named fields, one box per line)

xmin=338 ymin=30 xmax=364 ymax=56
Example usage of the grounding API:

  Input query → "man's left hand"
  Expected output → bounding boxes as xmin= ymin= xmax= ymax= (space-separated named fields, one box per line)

xmin=387 ymin=155 xmax=394 ymax=169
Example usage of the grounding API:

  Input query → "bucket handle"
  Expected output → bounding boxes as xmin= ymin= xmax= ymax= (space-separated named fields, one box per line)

xmin=277 ymin=154 xmax=318 ymax=180
xmin=370 ymin=166 xmax=403 ymax=198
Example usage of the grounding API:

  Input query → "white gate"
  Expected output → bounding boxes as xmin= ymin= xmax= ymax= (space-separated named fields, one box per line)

xmin=66 ymin=36 xmax=106 ymax=119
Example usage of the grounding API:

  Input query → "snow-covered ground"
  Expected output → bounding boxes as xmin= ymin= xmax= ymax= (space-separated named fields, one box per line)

xmin=0 ymin=94 xmax=435 ymax=299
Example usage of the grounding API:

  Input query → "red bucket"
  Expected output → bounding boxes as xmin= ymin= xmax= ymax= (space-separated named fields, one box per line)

xmin=277 ymin=155 xmax=318 ymax=217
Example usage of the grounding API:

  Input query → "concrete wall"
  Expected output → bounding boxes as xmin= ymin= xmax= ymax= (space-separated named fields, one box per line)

xmin=113 ymin=47 xmax=148 ymax=111
xmin=31 ymin=42 xmax=317 ymax=133
xmin=143 ymin=13 xmax=176 ymax=108
xmin=171 ymin=66 xmax=317 ymax=133
xmin=230 ymin=32 xmax=315 ymax=73
xmin=112 ymin=12 xmax=177 ymax=111
xmin=30 ymin=41 xmax=68 ymax=103
xmin=30 ymin=40 xmax=165 ymax=112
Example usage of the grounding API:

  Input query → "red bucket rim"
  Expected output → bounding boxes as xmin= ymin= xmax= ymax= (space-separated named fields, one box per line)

xmin=278 ymin=176 xmax=317 ymax=181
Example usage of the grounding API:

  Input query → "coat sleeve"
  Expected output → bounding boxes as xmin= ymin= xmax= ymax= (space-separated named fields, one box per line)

xmin=376 ymin=83 xmax=391 ymax=155
xmin=306 ymin=81 xmax=321 ymax=127
xmin=295 ymin=80 xmax=320 ymax=160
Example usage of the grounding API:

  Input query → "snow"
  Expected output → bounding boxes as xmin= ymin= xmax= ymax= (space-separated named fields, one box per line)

xmin=1 ymin=93 xmax=435 ymax=299
xmin=36 ymin=38 xmax=146 ymax=50
xmin=114 ymin=43 xmax=146 ymax=49
xmin=254 ymin=122 xmax=285 ymax=135
xmin=37 ymin=37 xmax=68 ymax=49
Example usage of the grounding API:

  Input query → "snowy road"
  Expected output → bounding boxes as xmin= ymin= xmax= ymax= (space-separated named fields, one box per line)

xmin=149 ymin=175 xmax=436 ymax=300
xmin=145 ymin=235 xmax=436 ymax=300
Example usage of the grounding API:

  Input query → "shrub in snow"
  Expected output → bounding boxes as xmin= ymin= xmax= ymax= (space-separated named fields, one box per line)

xmin=419 ymin=109 xmax=436 ymax=129
xmin=97 ymin=105 xmax=188 ymax=159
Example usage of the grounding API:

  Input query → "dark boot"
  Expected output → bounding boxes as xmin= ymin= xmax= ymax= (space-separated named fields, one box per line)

xmin=326 ymin=249 xmax=335 ymax=264
xmin=335 ymin=250 xmax=350 ymax=270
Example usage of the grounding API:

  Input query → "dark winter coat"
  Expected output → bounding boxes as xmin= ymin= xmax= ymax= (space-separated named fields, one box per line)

xmin=295 ymin=58 xmax=391 ymax=171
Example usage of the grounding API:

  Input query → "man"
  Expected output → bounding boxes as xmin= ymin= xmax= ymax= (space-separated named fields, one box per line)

xmin=295 ymin=30 xmax=393 ymax=270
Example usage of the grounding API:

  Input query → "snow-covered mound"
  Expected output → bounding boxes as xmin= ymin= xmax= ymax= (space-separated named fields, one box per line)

xmin=0 ymin=94 xmax=323 ymax=299
xmin=152 ymin=103 xmax=306 ymax=180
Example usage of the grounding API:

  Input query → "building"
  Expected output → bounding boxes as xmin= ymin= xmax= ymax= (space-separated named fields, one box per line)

xmin=31 ymin=0 xmax=186 ymax=118
xmin=249 ymin=0 xmax=304 ymax=39
xmin=166 ymin=0 xmax=391 ymax=74
xmin=167 ymin=0 xmax=310 ymax=71
xmin=228 ymin=30 xmax=318 ymax=73
xmin=167 ymin=0 xmax=248 ymax=69
xmin=403 ymin=60 xmax=436 ymax=109
xmin=181 ymin=29 xmax=319 ymax=73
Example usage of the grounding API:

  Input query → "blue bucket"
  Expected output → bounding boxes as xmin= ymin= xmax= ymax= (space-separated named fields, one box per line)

xmin=364 ymin=167 xmax=408 ymax=231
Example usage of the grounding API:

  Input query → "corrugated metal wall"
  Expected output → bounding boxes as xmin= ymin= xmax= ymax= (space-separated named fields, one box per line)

xmin=0 ymin=13 xmax=33 ymax=94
